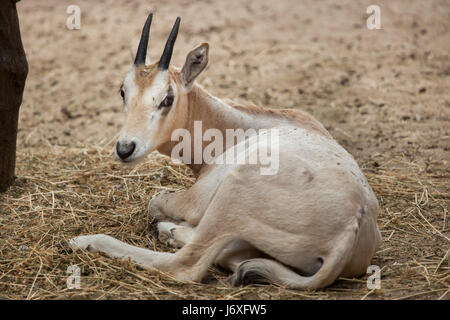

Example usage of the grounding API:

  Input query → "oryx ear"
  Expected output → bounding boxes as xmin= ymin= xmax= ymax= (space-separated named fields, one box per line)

xmin=130 ymin=39 xmax=151 ymax=65
xmin=181 ymin=43 xmax=209 ymax=90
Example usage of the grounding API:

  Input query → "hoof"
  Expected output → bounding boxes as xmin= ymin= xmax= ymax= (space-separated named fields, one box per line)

xmin=157 ymin=222 xmax=177 ymax=242
xmin=57 ymin=241 xmax=73 ymax=254
xmin=67 ymin=235 xmax=104 ymax=253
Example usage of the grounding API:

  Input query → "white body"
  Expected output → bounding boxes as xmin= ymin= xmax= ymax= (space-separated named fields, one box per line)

xmin=69 ymin=26 xmax=381 ymax=289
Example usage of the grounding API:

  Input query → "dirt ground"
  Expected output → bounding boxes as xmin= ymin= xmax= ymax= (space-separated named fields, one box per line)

xmin=0 ymin=0 xmax=448 ymax=299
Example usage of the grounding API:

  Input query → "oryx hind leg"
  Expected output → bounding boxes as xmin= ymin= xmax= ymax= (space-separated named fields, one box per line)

xmin=157 ymin=224 xmax=269 ymax=279
xmin=215 ymin=240 xmax=266 ymax=272
xmin=215 ymin=240 xmax=315 ymax=287
xmin=228 ymin=258 xmax=314 ymax=287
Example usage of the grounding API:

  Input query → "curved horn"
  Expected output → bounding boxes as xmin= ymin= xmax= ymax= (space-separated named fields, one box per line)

xmin=134 ymin=12 xmax=153 ymax=65
xmin=158 ymin=17 xmax=181 ymax=70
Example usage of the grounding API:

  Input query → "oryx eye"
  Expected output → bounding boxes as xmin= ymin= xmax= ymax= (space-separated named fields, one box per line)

xmin=120 ymin=86 xmax=125 ymax=100
xmin=159 ymin=95 xmax=174 ymax=108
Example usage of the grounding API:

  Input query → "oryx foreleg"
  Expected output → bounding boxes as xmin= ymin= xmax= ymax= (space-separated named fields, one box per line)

xmin=69 ymin=213 xmax=237 ymax=282
xmin=149 ymin=174 xmax=219 ymax=226
xmin=157 ymin=221 xmax=195 ymax=248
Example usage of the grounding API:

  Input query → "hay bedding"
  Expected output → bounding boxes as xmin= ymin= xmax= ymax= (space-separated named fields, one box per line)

xmin=1 ymin=0 xmax=449 ymax=299
xmin=0 ymin=144 xmax=448 ymax=299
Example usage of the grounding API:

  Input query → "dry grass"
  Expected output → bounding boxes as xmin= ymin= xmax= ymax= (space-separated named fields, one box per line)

xmin=1 ymin=0 xmax=449 ymax=300
xmin=0 ymin=139 xmax=448 ymax=300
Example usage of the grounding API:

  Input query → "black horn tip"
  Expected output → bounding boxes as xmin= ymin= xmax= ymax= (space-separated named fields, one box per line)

xmin=134 ymin=12 xmax=153 ymax=65
xmin=158 ymin=17 xmax=181 ymax=70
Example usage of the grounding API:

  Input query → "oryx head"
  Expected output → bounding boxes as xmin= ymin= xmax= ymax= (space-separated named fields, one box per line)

xmin=115 ymin=13 xmax=209 ymax=162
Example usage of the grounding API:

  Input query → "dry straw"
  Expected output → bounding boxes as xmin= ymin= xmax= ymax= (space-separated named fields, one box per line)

xmin=0 ymin=140 xmax=448 ymax=299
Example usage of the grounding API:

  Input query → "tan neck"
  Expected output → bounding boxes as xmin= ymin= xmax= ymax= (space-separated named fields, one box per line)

xmin=160 ymin=84 xmax=330 ymax=173
xmin=186 ymin=85 xmax=268 ymax=133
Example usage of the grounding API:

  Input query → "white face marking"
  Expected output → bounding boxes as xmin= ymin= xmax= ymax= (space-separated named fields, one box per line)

xmin=116 ymin=68 xmax=178 ymax=162
xmin=122 ymin=66 xmax=139 ymax=115
xmin=143 ymin=73 xmax=178 ymax=132
xmin=142 ymin=71 xmax=169 ymax=107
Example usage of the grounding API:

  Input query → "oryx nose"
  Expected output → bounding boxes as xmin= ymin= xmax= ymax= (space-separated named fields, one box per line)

xmin=116 ymin=141 xmax=136 ymax=160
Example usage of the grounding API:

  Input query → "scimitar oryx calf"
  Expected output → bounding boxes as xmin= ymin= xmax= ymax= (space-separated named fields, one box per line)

xmin=69 ymin=13 xmax=381 ymax=289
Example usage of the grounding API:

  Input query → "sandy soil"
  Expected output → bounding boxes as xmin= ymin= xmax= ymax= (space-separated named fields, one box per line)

xmin=0 ymin=0 xmax=448 ymax=299
xmin=16 ymin=0 xmax=450 ymax=164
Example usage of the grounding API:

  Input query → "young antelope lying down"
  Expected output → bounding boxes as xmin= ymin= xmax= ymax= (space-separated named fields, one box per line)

xmin=69 ymin=13 xmax=381 ymax=289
